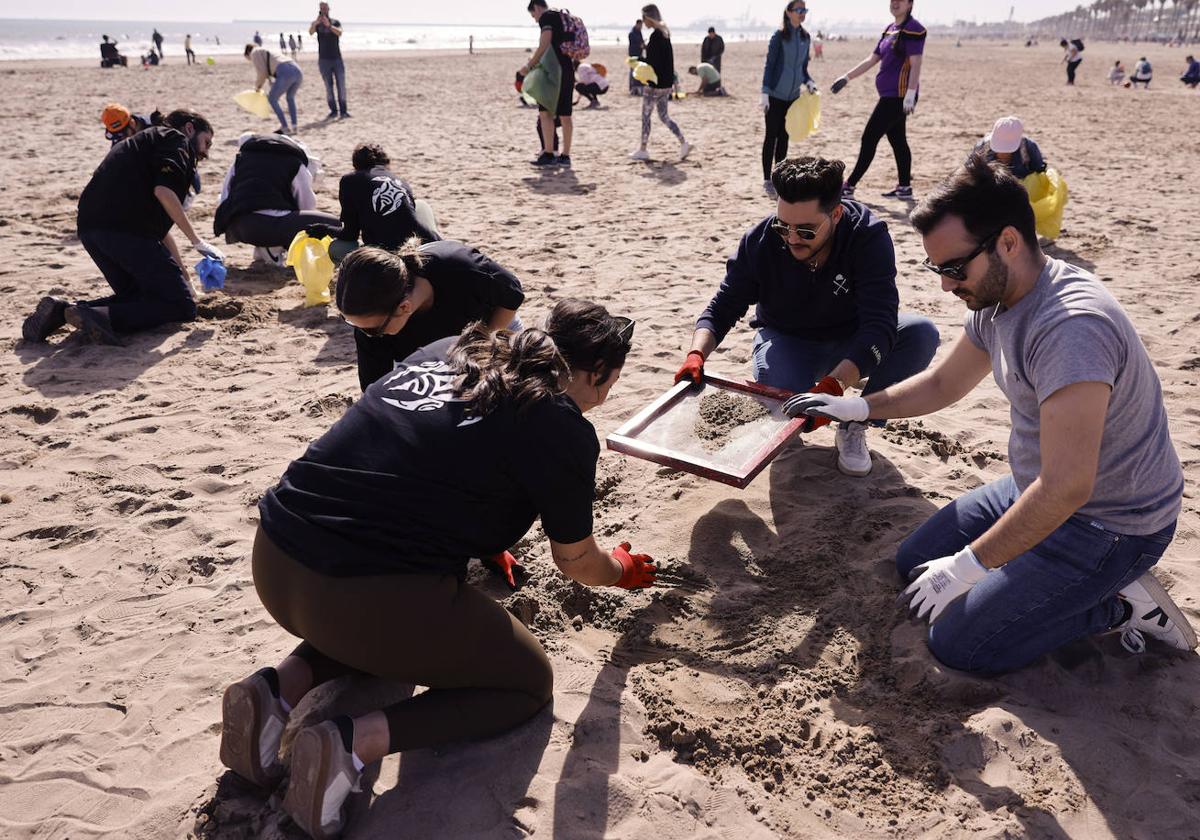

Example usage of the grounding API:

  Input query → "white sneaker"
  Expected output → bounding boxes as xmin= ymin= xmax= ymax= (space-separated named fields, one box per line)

xmin=1116 ymin=573 xmax=1198 ymax=653
xmin=835 ymin=422 xmax=872 ymax=476
xmin=680 ymin=141 xmax=692 ymax=160
xmin=629 ymin=148 xmax=650 ymax=161
xmin=284 ymin=719 xmax=362 ymax=840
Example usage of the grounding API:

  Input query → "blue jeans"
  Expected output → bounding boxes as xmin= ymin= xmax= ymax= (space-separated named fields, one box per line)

xmin=79 ymin=229 xmax=196 ymax=333
xmin=896 ymin=475 xmax=1177 ymax=674
xmin=269 ymin=62 xmax=303 ymax=130
xmin=318 ymin=57 xmax=348 ymax=114
xmin=751 ymin=312 xmax=939 ymax=423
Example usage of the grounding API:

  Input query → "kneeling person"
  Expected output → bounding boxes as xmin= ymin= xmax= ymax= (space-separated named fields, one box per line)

xmin=688 ymin=62 xmax=724 ymax=95
xmin=676 ymin=156 xmax=939 ymax=476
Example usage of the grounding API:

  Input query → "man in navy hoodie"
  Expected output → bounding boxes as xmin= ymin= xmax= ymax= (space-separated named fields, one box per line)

xmin=675 ymin=156 xmax=939 ymax=476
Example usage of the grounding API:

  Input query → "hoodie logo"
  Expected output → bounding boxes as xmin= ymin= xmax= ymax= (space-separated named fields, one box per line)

xmin=832 ymin=274 xmax=849 ymax=296
xmin=371 ymin=177 xmax=407 ymax=217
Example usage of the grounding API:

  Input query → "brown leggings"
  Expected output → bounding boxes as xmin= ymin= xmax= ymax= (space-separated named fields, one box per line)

xmin=251 ymin=526 xmax=553 ymax=754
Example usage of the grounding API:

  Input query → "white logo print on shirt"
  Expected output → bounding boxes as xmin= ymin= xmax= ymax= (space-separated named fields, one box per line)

xmin=371 ymin=177 xmax=406 ymax=217
xmin=379 ymin=360 xmax=481 ymax=427
xmin=832 ymin=274 xmax=849 ymax=296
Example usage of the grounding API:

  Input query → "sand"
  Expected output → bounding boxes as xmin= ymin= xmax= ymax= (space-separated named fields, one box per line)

xmin=695 ymin=390 xmax=771 ymax=449
xmin=2 ymin=36 xmax=1200 ymax=840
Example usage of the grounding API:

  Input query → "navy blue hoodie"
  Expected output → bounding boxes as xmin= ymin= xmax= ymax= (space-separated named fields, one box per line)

xmin=696 ymin=200 xmax=898 ymax=377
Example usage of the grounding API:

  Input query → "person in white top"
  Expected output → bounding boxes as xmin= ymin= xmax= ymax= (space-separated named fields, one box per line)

xmin=574 ymin=63 xmax=610 ymax=108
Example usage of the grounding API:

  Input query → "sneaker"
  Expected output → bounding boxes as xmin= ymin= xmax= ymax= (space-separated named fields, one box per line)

xmin=325 ymin=111 xmax=338 ymax=120
xmin=763 ymin=179 xmax=777 ymax=199
xmin=835 ymin=422 xmax=872 ymax=476
xmin=219 ymin=668 xmax=288 ymax=788
xmin=283 ymin=719 xmax=362 ymax=840
xmin=1116 ymin=573 xmax=1198 ymax=653
xmin=680 ymin=141 xmax=692 ymax=161
xmin=273 ymin=127 xmax=291 ymax=136
xmin=530 ymin=151 xmax=557 ymax=167
xmin=64 ymin=305 xmax=122 ymax=345
xmin=841 ymin=183 xmax=856 ymax=198
xmin=21 ymin=295 xmax=69 ymax=342
xmin=339 ymin=111 xmax=351 ymax=119
xmin=881 ymin=185 xmax=914 ymax=199
xmin=557 ymin=154 xmax=572 ymax=168
xmin=629 ymin=148 xmax=650 ymax=161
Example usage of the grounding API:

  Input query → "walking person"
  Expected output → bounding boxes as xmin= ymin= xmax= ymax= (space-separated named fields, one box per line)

xmin=628 ymin=19 xmax=646 ymax=94
xmin=244 ymin=44 xmax=304 ymax=135
xmin=21 ymin=110 xmax=222 ymax=345
xmin=519 ymin=0 xmax=577 ymax=167
xmin=785 ymin=156 xmax=1196 ymax=672
xmin=185 ymin=33 xmax=196 ymax=65
xmin=831 ymin=0 xmax=926 ymax=200
xmin=629 ymin=5 xmax=691 ymax=163
xmin=760 ymin=2 xmax=816 ymax=197
xmin=311 ymin=2 xmax=350 ymax=119
xmin=1061 ymin=38 xmax=1082 ymax=85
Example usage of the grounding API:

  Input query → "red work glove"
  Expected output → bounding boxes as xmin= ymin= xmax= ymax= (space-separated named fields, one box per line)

xmin=482 ymin=550 xmax=526 ymax=591
xmin=612 ymin=542 xmax=657 ymax=589
xmin=674 ymin=350 xmax=705 ymax=384
xmin=800 ymin=376 xmax=844 ymax=433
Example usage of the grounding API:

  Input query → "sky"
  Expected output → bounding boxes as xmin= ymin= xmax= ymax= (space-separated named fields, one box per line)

xmin=8 ymin=1 xmax=1084 ymax=27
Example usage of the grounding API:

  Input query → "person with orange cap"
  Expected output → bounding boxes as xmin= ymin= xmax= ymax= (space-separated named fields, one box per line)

xmin=966 ymin=116 xmax=1046 ymax=180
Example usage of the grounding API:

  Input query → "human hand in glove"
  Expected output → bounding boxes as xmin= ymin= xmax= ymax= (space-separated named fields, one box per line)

xmin=903 ymin=89 xmax=917 ymax=115
xmin=898 ymin=546 xmax=989 ymax=624
xmin=830 ymin=75 xmax=848 ymax=94
xmin=674 ymin=350 xmax=705 ymax=384
xmin=194 ymin=239 xmax=225 ymax=262
xmin=613 ymin=542 xmax=656 ymax=589
xmin=759 ymin=92 xmax=770 ymax=113
xmin=782 ymin=376 xmax=865 ymax=432
xmin=804 ymin=80 xmax=818 ymax=95
xmin=482 ymin=550 xmax=527 ymax=591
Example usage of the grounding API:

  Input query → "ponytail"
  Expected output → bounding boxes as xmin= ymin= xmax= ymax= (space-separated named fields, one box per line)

xmin=450 ymin=323 xmax=569 ymax=416
xmin=334 ymin=237 xmax=427 ymax=316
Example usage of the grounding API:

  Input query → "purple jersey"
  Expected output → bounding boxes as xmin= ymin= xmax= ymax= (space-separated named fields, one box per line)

xmin=873 ymin=16 xmax=926 ymax=97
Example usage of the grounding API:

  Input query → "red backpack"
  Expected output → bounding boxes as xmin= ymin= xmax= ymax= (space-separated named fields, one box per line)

xmin=558 ymin=8 xmax=590 ymax=61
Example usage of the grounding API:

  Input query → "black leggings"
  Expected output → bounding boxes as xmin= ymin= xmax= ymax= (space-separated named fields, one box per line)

xmin=846 ymin=96 xmax=911 ymax=188
xmin=1066 ymin=59 xmax=1081 ymax=84
xmin=225 ymin=210 xmax=341 ymax=248
xmin=762 ymin=95 xmax=794 ymax=180
xmin=251 ymin=526 xmax=554 ymax=755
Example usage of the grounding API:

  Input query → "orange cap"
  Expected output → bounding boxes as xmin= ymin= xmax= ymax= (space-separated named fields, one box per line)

xmin=101 ymin=103 xmax=132 ymax=133
xmin=592 ymin=63 xmax=607 ymax=77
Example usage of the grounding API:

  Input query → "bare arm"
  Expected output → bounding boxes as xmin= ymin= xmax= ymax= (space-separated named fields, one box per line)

xmin=162 ymin=232 xmax=191 ymax=283
xmin=154 ymin=185 xmax=200 ymax=245
xmin=521 ymin=29 xmax=553 ymax=73
xmin=845 ymin=52 xmax=881 ymax=81
xmin=687 ymin=327 xmax=718 ymax=358
xmin=488 ymin=307 xmax=518 ymax=331
xmin=865 ymin=332 xmax=991 ymax=419
xmin=970 ymin=382 xmax=1110 ymax=568
xmin=549 ymin=535 xmax=622 ymax=586
xmin=827 ymin=359 xmax=862 ymax=390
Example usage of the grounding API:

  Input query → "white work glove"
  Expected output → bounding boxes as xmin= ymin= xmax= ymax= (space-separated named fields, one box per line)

xmin=830 ymin=75 xmax=849 ymax=94
xmin=804 ymin=80 xmax=818 ymax=95
xmin=899 ymin=546 xmax=989 ymax=624
xmin=194 ymin=239 xmax=226 ymax=262
xmin=759 ymin=92 xmax=770 ymax=113
xmin=903 ymin=89 xmax=917 ymax=115
xmin=781 ymin=392 xmax=869 ymax=423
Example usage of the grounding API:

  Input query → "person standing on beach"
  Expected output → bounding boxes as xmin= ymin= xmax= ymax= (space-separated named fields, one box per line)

xmin=245 ymin=44 xmax=304 ymax=135
xmin=311 ymin=2 xmax=350 ymax=119
xmin=22 ymin=110 xmax=221 ymax=345
xmin=519 ymin=0 xmax=577 ymax=168
xmin=218 ymin=300 xmax=651 ymax=840
xmin=676 ymin=157 xmax=939 ymax=476
xmin=254 ymin=30 xmax=263 ymax=47
xmin=152 ymin=28 xmax=164 ymax=58
xmin=1061 ymin=38 xmax=1082 ymax=85
xmin=628 ymin=19 xmax=646 ymax=94
xmin=760 ymin=2 xmax=816 ymax=197
xmin=701 ymin=26 xmax=724 ymax=74
xmin=831 ymin=0 xmax=926 ymax=200
xmin=288 ymin=33 xmax=298 ymax=58
xmin=629 ymin=5 xmax=691 ymax=163
xmin=185 ymin=33 xmax=196 ymax=65
xmin=785 ymin=157 xmax=1196 ymax=671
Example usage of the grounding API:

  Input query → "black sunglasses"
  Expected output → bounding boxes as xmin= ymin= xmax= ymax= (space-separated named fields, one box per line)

xmin=789 ymin=4 xmax=808 ymax=12
xmin=921 ymin=229 xmax=1003 ymax=282
xmin=614 ymin=316 xmax=636 ymax=347
xmin=348 ymin=298 xmax=405 ymax=338
xmin=770 ymin=215 xmax=827 ymax=242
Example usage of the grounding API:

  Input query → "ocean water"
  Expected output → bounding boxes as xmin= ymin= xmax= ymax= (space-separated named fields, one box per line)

xmin=0 ymin=18 xmax=775 ymax=62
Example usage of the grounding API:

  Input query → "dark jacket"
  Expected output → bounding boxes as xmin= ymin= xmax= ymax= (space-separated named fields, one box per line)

xmin=969 ymin=137 xmax=1047 ymax=180
xmin=696 ymin=201 xmax=899 ymax=377
xmin=627 ymin=27 xmax=644 ymax=57
xmin=213 ymin=136 xmax=308 ymax=235
xmin=644 ymin=28 xmax=675 ymax=89
xmin=761 ymin=24 xmax=813 ymax=99
xmin=701 ymin=35 xmax=724 ymax=63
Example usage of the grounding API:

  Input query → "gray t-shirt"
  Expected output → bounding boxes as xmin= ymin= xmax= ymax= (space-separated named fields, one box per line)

xmin=964 ymin=258 xmax=1182 ymax=534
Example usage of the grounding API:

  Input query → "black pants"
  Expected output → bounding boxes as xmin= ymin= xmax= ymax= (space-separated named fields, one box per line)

xmin=1066 ymin=59 xmax=1081 ymax=84
xmin=79 ymin=229 xmax=196 ymax=333
xmin=186 ymin=48 xmax=195 ymax=64
xmin=575 ymin=82 xmax=607 ymax=104
xmin=225 ymin=210 xmax=340 ymax=248
xmin=847 ymin=96 xmax=912 ymax=188
xmin=762 ymin=95 xmax=794 ymax=180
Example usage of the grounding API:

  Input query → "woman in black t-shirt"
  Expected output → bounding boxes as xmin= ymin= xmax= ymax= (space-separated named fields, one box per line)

xmin=219 ymin=300 xmax=655 ymax=839
xmin=629 ymin=4 xmax=691 ymax=162
xmin=336 ymin=239 xmax=526 ymax=390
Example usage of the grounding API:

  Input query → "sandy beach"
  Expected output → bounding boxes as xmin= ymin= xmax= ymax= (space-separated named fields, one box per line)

xmin=1 ymin=35 xmax=1199 ymax=839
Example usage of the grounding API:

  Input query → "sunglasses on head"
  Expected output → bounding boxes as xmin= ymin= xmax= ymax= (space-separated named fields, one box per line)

xmin=788 ymin=4 xmax=808 ymax=13
xmin=770 ymin=215 xmax=827 ymax=241
xmin=921 ymin=229 xmax=1003 ymax=282
xmin=613 ymin=316 xmax=636 ymax=347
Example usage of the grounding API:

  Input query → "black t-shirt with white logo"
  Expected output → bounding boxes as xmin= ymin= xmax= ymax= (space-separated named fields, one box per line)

xmin=259 ymin=337 xmax=599 ymax=577
xmin=337 ymin=166 xmax=439 ymax=250
xmin=352 ymin=240 xmax=526 ymax=391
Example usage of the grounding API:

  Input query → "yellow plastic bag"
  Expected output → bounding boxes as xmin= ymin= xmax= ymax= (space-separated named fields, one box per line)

xmin=632 ymin=61 xmax=658 ymax=85
xmin=784 ymin=92 xmax=821 ymax=140
xmin=233 ymin=89 xmax=274 ymax=119
xmin=521 ymin=57 xmax=563 ymax=116
xmin=1022 ymin=168 xmax=1069 ymax=240
xmin=286 ymin=231 xmax=335 ymax=306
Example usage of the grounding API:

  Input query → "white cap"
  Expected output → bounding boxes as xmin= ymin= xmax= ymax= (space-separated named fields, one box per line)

xmin=987 ymin=116 xmax=1024 ymax=154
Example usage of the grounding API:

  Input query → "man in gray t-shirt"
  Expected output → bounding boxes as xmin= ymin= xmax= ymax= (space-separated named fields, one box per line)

xmin=783 ymin=157 xmax=1194 ymax=673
